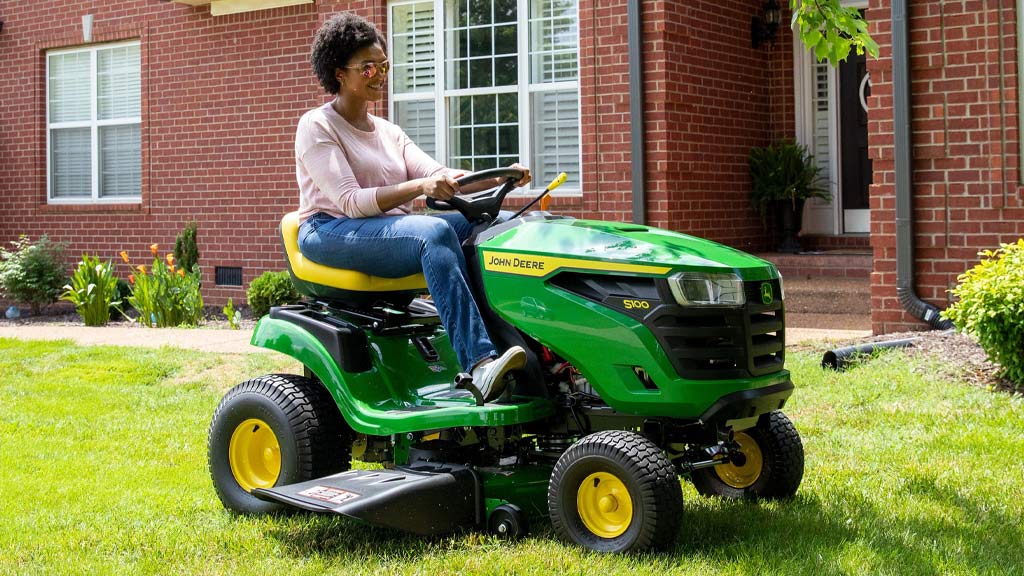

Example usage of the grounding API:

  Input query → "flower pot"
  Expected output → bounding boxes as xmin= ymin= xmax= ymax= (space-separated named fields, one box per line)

xmin=774 ymin=199 xmax=805 ymax=254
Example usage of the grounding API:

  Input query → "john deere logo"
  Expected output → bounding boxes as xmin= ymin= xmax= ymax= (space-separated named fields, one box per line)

xmin=760 ymin=283 xmax=774 ymax=304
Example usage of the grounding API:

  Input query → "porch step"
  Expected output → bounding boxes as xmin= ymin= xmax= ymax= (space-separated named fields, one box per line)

xmin=783 ymin=277 xmax=871 ymax=331
xmin=756 ymin=250 xmax=872 ymax=280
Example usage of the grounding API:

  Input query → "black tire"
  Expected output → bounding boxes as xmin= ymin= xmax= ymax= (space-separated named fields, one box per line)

xmin=548 ymin=430 xmax=683 ymax=553
xmin=208 ymin=373 xmax=351 ymax=514
xmin=691 ymin=410 xmax=804 ymax=499
xmin=488 ymin=503 xmax=528 ymax=540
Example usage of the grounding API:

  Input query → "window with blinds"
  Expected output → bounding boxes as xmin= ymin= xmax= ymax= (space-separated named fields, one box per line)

xmin=47 ymin=41 xmax=141 ymax=202
xmin=388 ymin=0 xmax=580 ymax=193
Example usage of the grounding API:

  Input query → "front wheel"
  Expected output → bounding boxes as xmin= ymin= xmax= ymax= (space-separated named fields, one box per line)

xmin=548 ymin=430 xmax=683 ymax=553
xmin=691 ymin=410 xmax=804 ymax=499
xmin=208 ymin=374 xmax=350 ymax=514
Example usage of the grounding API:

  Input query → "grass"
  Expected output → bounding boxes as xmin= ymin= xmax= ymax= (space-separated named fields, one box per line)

xmin=0 ymin=338 xmax=1022 ymax=575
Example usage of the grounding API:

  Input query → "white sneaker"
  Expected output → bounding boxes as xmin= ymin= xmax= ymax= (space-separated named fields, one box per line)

xmin=471 ymin=346 xmax=527 ymax=402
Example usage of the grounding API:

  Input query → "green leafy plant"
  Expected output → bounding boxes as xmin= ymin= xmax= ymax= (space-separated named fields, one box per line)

xmin=247 ymin=271 xmax=301 ymax=318
xmin=120 ymin=244 xmax=204 ymax=328
xmin=222 ymin=297 xmax=242 ymax=330
xmin=61 ymin=255 xmax=119 ymax=327
xmin=173 ymin=220 xmax=200 ymax=275
xmin=749 ymin=140 xmax=830 ymax=221
xmin=0 ymin=235 xmax=68 ymax=315
xmin=943 ymin=239 xmax=1024 ymax=388
xmin=791 ymin=0 xmax=879 ymax=64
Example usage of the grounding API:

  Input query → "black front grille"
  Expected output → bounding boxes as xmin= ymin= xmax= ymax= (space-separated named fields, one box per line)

xmin=648 ymin=279 xmax=785 ymax=380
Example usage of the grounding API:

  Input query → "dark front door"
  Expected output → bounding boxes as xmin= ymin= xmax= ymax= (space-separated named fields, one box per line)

xmin=838 ymin=25 xmax=871 ymax=233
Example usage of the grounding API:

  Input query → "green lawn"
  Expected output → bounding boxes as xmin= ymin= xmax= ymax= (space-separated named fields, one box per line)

xmin=0 ymin=337 xmax=1022 ymax=575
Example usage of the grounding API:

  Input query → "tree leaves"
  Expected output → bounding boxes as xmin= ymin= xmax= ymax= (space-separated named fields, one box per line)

xmin=791 ymin=0 xmax=879 ymax=65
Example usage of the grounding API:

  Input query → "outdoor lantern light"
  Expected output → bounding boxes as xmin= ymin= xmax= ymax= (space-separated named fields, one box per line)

xmin=752 ymin=0 xmax=781 ymax=48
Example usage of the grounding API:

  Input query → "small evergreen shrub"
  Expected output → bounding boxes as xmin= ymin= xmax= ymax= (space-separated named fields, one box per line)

xmin=0 ymin=235 xmax=68 ymax=315
xmin=174 ymin=220 xmax=200 ymax=274
xmin=943 ymin=239 xmax=1024 ymax=387
xmin=247 ymin=271 xmax=301 ymax=317
xmin=61 ymin=255 xmax=119 ymax=326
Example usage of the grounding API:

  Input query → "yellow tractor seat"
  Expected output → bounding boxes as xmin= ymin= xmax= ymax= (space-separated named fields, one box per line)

xmin=280 ymin=212 xmax=427 ymax=304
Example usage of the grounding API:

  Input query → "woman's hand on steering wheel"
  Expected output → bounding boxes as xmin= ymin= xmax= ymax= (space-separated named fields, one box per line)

xmin=509 ymin=163 xmax=532 ymax=188
xmin=420 ymin=174 xmax=459 ymax=201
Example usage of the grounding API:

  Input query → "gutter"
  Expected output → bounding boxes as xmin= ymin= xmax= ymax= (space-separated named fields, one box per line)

xmin=891 ymin=0 xmax=953 ymax=329
xmin=627 ymin=0 xmax=645 ymax=224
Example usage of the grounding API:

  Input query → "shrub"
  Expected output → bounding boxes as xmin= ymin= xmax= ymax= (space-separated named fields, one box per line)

xmin=943 ymin=239 xmax=1024 ymax=387
xmin=61 ymin=255 xmax=119 ymax=327
xmin=247 ymin=271 xmax=301 ymax=317
xmin=0 ymin=235 xmax=68 ymax=315
xmin=174 ymin=220 xmax=200 ymax=274
xmin=121 ymin=244 xmax=204 ymax=327
xmin=748 ymin=140 xmax=830 ymax=220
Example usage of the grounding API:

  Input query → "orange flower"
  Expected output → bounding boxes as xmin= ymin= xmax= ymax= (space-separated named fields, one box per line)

xmin=120 ymin=250 xmax=130 ymax=264
xmin=166 ymin=253 xmax=175 ymax=267
xmin=169 ymin=264 xmax=175 ymax=273
xmin=128 ymin=274 xmax=135 ymax=285
xmin=177 ymin=268 xmax=185 ymax=277
xmin=150 ymin=243 xmax=159 ymax=257
xmin=137 ymin=264 xmax=147 ymax=274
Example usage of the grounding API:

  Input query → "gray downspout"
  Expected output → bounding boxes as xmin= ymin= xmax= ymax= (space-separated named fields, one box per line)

xmin=628 ymin=0 xmax=645 ymax=224
xmin=891 ymin=0 xmax=952 ymax=329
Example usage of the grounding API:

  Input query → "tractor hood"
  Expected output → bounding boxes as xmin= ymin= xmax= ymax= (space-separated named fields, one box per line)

xmin=478 ymin=217 xmax=778 ymax=281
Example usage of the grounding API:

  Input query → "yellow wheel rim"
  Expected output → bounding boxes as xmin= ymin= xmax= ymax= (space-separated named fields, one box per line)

xmin=715 ymin=431 xmax=764 ymax=488
xmin=577 ymin=471 xmax=633 ymax=538
xmin=228 ymin=418 xmax=281 ymax=492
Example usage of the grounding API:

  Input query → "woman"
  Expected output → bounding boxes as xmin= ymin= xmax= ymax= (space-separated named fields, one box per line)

xmin=296 ymin=12 xmax=530 ymax=402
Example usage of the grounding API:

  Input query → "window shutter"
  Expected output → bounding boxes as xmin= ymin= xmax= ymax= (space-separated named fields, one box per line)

xmin=393 ymin=2 xmax=436 ymax=94
xmin=812 ymin=62 xmax=831 ymax=184
xmin=531 ymin=89 xmax=579 ymax=186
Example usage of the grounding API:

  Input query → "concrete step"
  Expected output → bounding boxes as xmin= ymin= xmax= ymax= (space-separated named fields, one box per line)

xmin=756 ymin=250 xmax=872 ymax=280
xmin=783 ymin=277 xmax=870 ymax=315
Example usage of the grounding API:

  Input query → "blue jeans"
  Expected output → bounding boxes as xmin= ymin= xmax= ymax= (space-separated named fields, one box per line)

xmin=299 ymin=212 xmax=494 ymax=371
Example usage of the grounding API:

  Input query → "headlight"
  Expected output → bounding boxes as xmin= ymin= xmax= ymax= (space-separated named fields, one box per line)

xmin=668 ymin=272 xmax=745 ymax=306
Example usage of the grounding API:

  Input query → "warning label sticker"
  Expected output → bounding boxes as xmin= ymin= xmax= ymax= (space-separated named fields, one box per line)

xmin=298 ymin=486 xmax=360 ymax=505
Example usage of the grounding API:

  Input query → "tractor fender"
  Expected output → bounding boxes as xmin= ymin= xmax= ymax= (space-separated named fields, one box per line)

xmin=250 ymin=316 xmax=386 ymax=436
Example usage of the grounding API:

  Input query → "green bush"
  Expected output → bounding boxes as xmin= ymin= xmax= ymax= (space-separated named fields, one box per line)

xmin=173 ymin=220 xmax=200 ymax=274
xmin=247 ymin=271 xmax=301 ymax=317
xmin=749 ymin=140 xmax=830 ymax=220
xmin=0 ymin=235 xmax=68 ymax=315
xmin=943 ymin=239 xmax=1024 ymax=387
xmin=61 ymin=255 xmax=119 ymax=327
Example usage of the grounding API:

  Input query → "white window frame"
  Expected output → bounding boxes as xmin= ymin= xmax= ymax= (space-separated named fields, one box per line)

xmin=46 ymin=40 xmax=142 ymax=204
xmin=388 ymin=0 xmax=582 ymax=195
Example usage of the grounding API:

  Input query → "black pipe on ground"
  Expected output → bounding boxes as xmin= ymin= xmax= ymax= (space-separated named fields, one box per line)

xmin=821 ymin=337 xmax=920 ymax=371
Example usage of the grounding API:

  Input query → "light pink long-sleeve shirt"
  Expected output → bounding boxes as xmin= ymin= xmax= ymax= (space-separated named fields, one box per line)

xmin=295 ymin=102 xmax=450 ymax=221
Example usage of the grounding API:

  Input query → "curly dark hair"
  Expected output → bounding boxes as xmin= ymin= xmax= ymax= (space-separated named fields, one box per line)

xmin=310 ymin=12 xmax=387 ymax=95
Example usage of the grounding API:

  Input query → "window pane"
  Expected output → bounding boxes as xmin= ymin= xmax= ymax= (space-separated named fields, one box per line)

xmin=494 ymin=0 xmax=517 ymax=23
xmin=532 ymin=90 xmax=579 ymax=187
xmin=99 ymin=124 xmax=141 ymax=197
xmin=48 ymin=52 xmax=91 ymax=123
xmin=530 ymin=0 xmax=578 ymax=83
xmin=449 ymin=94 xmax=517 ymax=172
xmin=392 ymin=2 xmax=435 ymax=94
xmin=98 ymin=44 xmax=141 ymax=120
xmin=494 ymin=24 xmax=516 ymax=55
xmin=394 ymin=100 xmax=437 ymax=158
xmin=469 ymin=0 xmax=491 ymax=25
xmin=50 ymin=128 xmax=92 ymax=198
xmin=469 ymin=58 xmax=492 ymax=88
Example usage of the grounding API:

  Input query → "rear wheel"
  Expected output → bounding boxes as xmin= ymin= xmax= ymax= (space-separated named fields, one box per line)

xmin=548 ymin=430 xmax=682 ymax=552
xmin=208 ymin=374 xmax=350 ymax=514
xmin=691 ymin=411 xmax=804 ymax=499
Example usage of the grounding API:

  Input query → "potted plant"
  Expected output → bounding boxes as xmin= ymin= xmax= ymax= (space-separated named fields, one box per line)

xmin=749 ymin=141 xmax=830 ymax=253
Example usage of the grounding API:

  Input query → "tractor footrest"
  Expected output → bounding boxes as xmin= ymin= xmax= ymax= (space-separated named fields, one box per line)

xmin=252 ymin=463 xmax=480 ymax=535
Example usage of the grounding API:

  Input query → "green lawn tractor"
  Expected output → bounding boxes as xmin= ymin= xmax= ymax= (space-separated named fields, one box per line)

xmin=208 ymin=169 xmax=804 ymax=553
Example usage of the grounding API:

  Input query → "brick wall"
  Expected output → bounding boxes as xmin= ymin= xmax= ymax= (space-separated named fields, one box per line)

xmin=643 ymin=0 xmax=776 ymax=251
xmin=0 ymin=0 xmax=774 ymax=309
xmin=867 ymin=0 xmax=1024 ymax=333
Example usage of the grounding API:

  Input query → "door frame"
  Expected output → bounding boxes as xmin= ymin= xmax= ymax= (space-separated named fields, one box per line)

xmin=792 ymin=0 xmax=869 ymax=236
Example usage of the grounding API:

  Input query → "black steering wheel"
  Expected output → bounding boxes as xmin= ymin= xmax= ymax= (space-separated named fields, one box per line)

xmin=425 ymin=168 xmax=524 ymax=223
